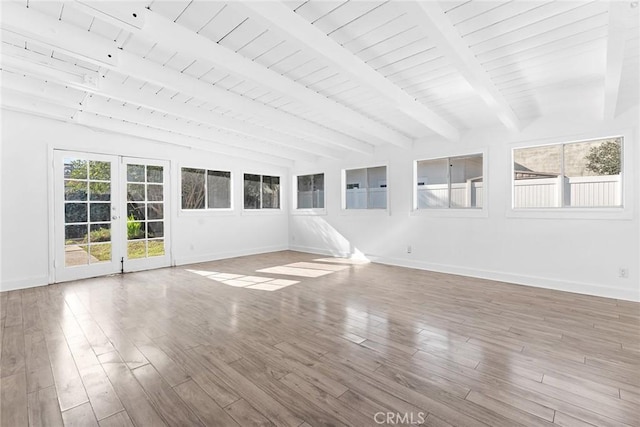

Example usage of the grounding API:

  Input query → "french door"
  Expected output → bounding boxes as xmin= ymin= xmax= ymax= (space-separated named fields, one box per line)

xmin=54 ymin=151 xmax=170 ymax=282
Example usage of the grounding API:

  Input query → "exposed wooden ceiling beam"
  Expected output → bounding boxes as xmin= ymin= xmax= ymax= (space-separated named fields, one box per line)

xmin=2 ymin=86 xmax=294 ymax=167
xmin=603 ymin=0 xmax=631 ymax=120
xmin=71 ymin=1 xmax=412 ymax=148
xmin=401 ymin=1 xmax=521 ymax=131
xmin=1 ymin=46 xmax=341 ymax=160
xmin=237 ymin=1 xmax=459 ymax=142
xmin=1 ymin=2 xmax=374 ymax=155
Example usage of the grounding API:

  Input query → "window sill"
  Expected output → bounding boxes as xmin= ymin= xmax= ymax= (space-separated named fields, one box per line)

xmin=291 ymin=209 xmax=327 ymax=216
xmin=241 ymin=209 xmax=285 ymax=216
xmin=410 ymin=208 xmax=488 ymax=218
xmin=507 ymin=207 xmax=631 ymax=220
xmin=178 ymin=209 xmax=236 ymax=218
xmin=340 ymin=208 xmax=390 ymax=216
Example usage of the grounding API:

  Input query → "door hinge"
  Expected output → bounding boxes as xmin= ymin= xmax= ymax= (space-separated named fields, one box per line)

xmin=120 ymin=257 xmax=124 ymax=274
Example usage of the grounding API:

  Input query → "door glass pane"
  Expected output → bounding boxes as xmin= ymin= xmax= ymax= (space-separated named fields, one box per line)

xmin=127 ymin=163 xmax=165 ymax=259
xmin=127 ymin=164 xmax=145 ymax=182
xmin=65 ymin=203 xmax=87 ymax=223
xmin=90 ymin=203 xmax=110 ymax=222
xmin=89 ymin=182 xmax=110 ymax=201
xmin=89 ymin=161 xmax=110 ymax=180
xmin=65 ymin=181 xmax=87 ymax=201
xmin=63 ymin=156 xmax=112 ymax=268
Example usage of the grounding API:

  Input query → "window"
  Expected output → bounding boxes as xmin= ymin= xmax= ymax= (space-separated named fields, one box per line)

xmin=416 ymin=154 xmax=483 ymax=209
xmin=297 ymin=173 xmax=324 ymax=209
xmin=513 ymin=137 xmax=622 ymax=208
xmin=344 ymin=166 xmax=387 ymax=209
xmin=244 ymin=174 xmax=280 ymax=209
xmin=181 ymin=168 xmax=231 ymax=210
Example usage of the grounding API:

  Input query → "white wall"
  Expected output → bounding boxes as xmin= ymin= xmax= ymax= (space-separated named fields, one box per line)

xmin=290 ymin=109 xmax=640 ymax=301
xmin=0 ymin=110 xmax=289 ymax=291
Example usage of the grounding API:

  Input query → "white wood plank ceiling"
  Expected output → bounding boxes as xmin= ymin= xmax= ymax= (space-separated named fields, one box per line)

xmin=1 ymin=0 xmax=638 ymax=165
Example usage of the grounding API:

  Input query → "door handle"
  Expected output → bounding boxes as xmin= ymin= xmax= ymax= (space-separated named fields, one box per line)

xmin=112 ymin=216 xmax=119 ymax=220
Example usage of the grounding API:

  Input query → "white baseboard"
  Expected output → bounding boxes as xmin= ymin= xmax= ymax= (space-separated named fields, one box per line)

xmin=369 ymin=255 xmax=640 ymax=302
xmin=174 ymin=244 xmax=289 ymax=266
xmin=1 ymin=275 xmax=49 ymax=292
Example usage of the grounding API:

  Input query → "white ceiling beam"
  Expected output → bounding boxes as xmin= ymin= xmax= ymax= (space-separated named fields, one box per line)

xmin=81 ymin=95 xmax=318 ymax=163
xmin=401 ymin=1 xmax=521 ymax=131
xmin=1 ymin=48 xmax=341 ymax=159
xmin=72 ymin=1 xmax=412 ymax=148
xmin=1 ymin=86 xmax=293 ymax=167
xmin=237 ymin=1 xmax=459 ymax=142
xmin=1 ymin=72 xmax=314 ymax=162
xmin=74 ymin=112 xmax=294 ymax=168
xmin=1 ymin=2 xmax=374 ymax=155
xmin=603 ymin=1 xmax=631 ymax=120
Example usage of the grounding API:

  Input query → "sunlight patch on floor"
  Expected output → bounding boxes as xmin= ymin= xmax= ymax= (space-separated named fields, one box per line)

xmin=185 ymin=269 xmax=299 ymax=291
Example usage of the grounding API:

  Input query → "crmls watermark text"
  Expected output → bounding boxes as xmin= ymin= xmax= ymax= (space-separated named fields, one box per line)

xmin=373 ymin=412 xmax=427 ymax=424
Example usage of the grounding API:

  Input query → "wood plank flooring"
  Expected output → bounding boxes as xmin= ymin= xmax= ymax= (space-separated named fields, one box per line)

xmin=1 ymin=251 xmax=639 ymax=426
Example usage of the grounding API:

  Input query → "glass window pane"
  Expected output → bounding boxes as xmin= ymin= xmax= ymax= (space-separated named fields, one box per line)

xmin=148 ymin=240 xmax=165 ymax=257
xmin=90 ymin=243 xmax=111 ymax=263
xmin=127 ymin=184 xmax=145 ymax=201
xmin=128 ymin=241 xmax=146 ymax=259
xmin=65 ymin=245 xmax=88 ymax=267
xmin=127 ymin=202 xmax=145 ymax=221
xmin=367 ymin=167 xmax=387 ymax=209
xmin=89 ymin=161 xmax=110 ymax=180
xmin=89 ymin=182 xmax=110 ymax=201
xmin=89 ymin=224 xmax=111 ymax=243
xmin=65 ymin=224 xmax=88 ymax=244
xmin=148 ymin=184 xmax=163 ymax=202
xmin=207 ymin=170 xmax=231 ymax=209
xmin=147 ymin=165 xmax=163 ymax=183
xmin=89 ymin=203 xmax=110 ymax=222
xmin=147 ymin=203 xmax=163 ymax=220
xmin=65 ymin=203 xmax=87 ymax=223
xmin=416 ymin=158 xmax=448 ymax=208
xmin=65 ymin=180 xmax=87 ymax=201
xmin=147 ymin=221 xmax=164 ymax=238
xmin=127 ymin=164 xmax=145 ymax=182
xmin=262 ymin=175 xmax=280 ymax=209
xmin=345 ymin=168 xmax=367 ymax=209
xmin=64 ymin=159 xmax=87 ymax=179
xmin=127 ymin=220 xmax=145 ymax=240
xmin=450 ymin=155 xmax=483 ymax=208
xmin=181 ymin=168 xmax=205 ymax=209
xmin=244 ymin=174 xmax=261 ymax=209
xmin=513 ymin=145 xmax=562 ymax=208
xmin=297 ymin=175 xmax=313 ymax=209
xmin=564 ymin=138 xmax=622 ymax=207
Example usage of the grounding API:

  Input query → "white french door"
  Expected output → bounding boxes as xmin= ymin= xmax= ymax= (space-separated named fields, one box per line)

xmin=54 ymin=151 xmax=170 ymax=282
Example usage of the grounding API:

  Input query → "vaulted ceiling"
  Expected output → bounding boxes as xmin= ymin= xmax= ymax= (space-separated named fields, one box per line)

xmin=1 ymin=1 xmax=638 ymax=166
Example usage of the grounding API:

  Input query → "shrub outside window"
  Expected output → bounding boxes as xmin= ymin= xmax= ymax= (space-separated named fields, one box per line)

xmin=297 ymin=173 xmax=324 ymax=209
xmin=416 ymin=154 xmax=483 ymax=209
xmin=244 ymin=174 xmax=280 ymax=209
xmin=181 ymin=168 xmax=231 ymax=210
xmin=344 ymin=166 xmax=387 ymax=209
xmin=513 ymin=137 xmax=622 ymax=208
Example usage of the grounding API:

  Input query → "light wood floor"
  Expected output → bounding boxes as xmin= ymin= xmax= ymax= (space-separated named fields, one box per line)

xmin=1 ymin=251 xmax=639 ymax=427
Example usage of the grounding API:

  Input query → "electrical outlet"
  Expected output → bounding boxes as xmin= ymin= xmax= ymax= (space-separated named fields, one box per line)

xmin=619 ymin=268 xmax=628 ymax=278
xmin=407 ymin=245 xmax=412 ymax=254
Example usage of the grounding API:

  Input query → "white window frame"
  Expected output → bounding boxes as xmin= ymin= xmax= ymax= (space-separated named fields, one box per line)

xmin=179 ymin=166 xmax=233 ymax=214
xmin=507 ymin=131 xmax=632 ymax=220
xmin=341 ymin=164 xmax=389 ymax=214
xmin=292 ymin=172 xmax=326 ymax=215
xmin=242 ymin=173 xmax=283 ymax=213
